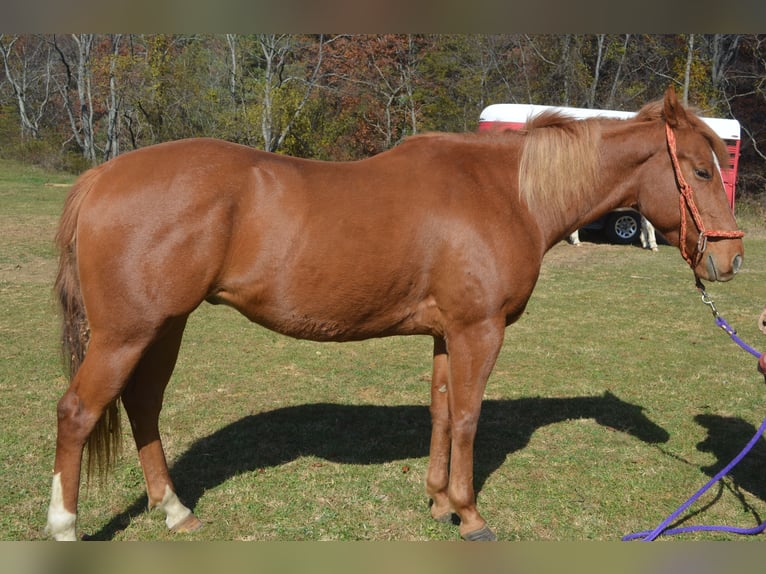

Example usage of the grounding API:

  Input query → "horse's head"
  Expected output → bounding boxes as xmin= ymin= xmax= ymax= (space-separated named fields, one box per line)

xmin=635 ymin=86 xmax=744 ymax=282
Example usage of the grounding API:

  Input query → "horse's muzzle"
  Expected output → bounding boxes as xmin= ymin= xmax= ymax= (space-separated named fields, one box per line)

xmin=704 ymin=251 xmax=743 ymax=282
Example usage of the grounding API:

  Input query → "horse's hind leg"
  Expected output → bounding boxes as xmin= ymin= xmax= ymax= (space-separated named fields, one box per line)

xmin=120 ymin=317 xmax=202 ymax=534
xmin=47 ymin=337 xmax=146 ymax=540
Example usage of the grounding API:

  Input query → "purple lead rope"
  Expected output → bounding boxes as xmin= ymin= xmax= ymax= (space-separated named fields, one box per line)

xmin=714 ymin=316 xmax=763 ymax=359
xmin=623 ymin=288 xmax=766 ymax=541
xmin=622 ymin=412 xmax=766 ymax=541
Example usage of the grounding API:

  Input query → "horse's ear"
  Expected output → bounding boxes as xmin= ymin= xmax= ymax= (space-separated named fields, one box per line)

xmin=663 ymin=85 xmax=688 ymax=128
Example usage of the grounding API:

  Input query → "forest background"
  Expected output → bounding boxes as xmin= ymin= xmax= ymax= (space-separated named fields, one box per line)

xmin=1 ymin=33 xmax=766 ymax=202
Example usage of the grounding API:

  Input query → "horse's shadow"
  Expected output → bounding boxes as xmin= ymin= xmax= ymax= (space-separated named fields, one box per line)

xmin=89 ymin=390 xmax=668 ymax=540
xmin=695 ymin=414 xmax=766 ymax=504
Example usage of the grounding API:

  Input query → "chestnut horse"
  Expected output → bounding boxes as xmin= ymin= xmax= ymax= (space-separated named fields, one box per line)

xmin=46 ymin=87 xmax=743 ymax=541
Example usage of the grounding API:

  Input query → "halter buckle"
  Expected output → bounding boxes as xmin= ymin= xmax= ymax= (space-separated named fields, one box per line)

xmin=696 ymin=233 xmax=708 ymax=256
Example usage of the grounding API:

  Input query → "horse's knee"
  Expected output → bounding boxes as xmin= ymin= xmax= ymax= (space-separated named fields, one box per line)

xmin=56 ymin=392 xmax=91 ymax=443
xmin=56 ymin=391 xmax=80 ymax=420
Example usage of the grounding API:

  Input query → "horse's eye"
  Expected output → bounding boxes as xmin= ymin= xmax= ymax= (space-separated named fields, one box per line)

xmin=694 ymin=168 xmax=712 ymax=180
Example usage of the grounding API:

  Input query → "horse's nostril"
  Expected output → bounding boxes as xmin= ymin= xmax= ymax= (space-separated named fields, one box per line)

xmin=732 ymin=254 xmax=743 ymax=274
xmin=707 ymin=255 xmax=718 ymax=281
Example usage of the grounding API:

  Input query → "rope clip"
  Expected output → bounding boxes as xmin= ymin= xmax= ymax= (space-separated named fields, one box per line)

xmin=695 ymin=280 xmax=720 ymax=320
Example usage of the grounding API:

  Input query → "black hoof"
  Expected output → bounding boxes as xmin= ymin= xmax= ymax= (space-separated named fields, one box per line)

xmin=433 ymin=512 xmax=454 ymax=524
xmin=462 ymin=525 xmax=497 ymax=541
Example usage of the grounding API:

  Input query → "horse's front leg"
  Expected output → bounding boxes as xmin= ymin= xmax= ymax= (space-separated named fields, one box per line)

xmin=444 ymin=319 xmax=504 ymax=541
xmin=426 ymin=337 xmax=452 ymax=522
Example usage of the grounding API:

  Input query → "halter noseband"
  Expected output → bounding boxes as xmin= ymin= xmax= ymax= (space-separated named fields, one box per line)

xmin=665 ymin=123 xmax=745 ymax=268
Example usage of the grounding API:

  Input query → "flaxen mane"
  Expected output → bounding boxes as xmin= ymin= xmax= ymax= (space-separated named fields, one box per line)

xmin=518 ymin=111 xmax=603 ymax=227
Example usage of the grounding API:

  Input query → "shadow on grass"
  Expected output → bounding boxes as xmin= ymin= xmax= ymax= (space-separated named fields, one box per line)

xmin=695 ymin=414 xmax=766 ymax=506
xmin=88 ymin=391 xmax=668 ymax=540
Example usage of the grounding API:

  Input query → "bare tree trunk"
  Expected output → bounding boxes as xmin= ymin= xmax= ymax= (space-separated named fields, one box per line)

xmin=606 ymin=34 xmax=630 ymax=109
xmin=0 ymin=34 xmax=52 ymax=140
xmin=104 ymin=34 xmax=122 ymax=161
xmin=74 ymin=34 xmax=96 ymax=163
xmin=257 ymin=34 xmax=327 ymax=152
xmin=518 ymin=36 xmax=539 ymax=104
xmin=258 ymin=34 xmax=282 ymax=152
xmin=586 ymin=34 xmax=605 ymax=108
xmin=225 ymin=33 xmax=238 ymax=104
xmin=560 ymin=34 xmax=572 ymax=105
xmin=403 ymin=34 xmax=418 ymax=136
xmin=710 ymin=34 xmax=741 ymax=110
xmin=52 ymin=34 xmax=97 ymax=164
xmin=275 ymin=35 xmax=326 ymax=151
xmin=367 ymin=49 xmax=398 ymax=149
xmin=682 ymin=34 xmax=694 ymax=105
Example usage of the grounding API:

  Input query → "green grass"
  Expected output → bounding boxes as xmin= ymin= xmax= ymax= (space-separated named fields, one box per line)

xmin=2 ymin=158 xmax=766 ymax=541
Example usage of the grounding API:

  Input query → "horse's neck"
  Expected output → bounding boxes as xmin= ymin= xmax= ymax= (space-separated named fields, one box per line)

xmin=533 ymin=121 xmax=658 ymax=250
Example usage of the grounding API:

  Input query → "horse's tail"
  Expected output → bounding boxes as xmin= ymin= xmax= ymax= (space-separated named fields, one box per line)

xmin=54 ymin=167 xmax=121 ymax=482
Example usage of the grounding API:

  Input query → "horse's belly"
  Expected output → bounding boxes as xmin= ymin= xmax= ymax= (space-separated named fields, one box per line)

xmin=210 ymin=284 xmax=441 ymax=343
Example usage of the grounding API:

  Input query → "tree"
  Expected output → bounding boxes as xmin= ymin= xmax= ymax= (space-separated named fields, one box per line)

xmin=255 ymin=34 xmax=328 ymax=152
xmin=51 ymin=34 xmax=97 ymax=164
xmin=0 ymin=34 xmax=53 ymax=140
xmin=417 ymin=34 xmax=525 ymax=133
xmin=319 ymin=34 xmax=431 ymax=155
xmin=101 ymin=34 xmax=123 ymax=161
xmin=604 ymin=35 xmax=631 ymax=109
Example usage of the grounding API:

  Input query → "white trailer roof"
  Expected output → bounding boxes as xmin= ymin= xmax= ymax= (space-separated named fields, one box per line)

xmin=479 ymin=103 xmax=740 ymax=141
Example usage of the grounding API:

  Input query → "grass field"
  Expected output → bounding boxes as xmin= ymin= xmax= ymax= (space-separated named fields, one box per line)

xmin=2 ymin=158 xmax=766 ymax=542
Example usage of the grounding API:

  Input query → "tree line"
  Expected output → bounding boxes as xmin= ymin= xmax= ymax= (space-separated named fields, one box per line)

xmin=1 ymin=34 xmax=765 ymax=196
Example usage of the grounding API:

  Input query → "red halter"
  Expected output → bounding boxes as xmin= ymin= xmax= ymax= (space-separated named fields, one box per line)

xmin=665 ymin=123 xmax=745 ymax=268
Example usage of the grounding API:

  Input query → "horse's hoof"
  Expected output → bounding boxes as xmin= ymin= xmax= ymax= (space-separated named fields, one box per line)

xmin=433 ymin=511 xmax=454 ymax=524
xmin=461 ymin=525 xmax=497 ymax=541
xmin=171 ymin=513 xmax=203 ymax=533
xmin=429 ymin=499 xmax=455 ymax=524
